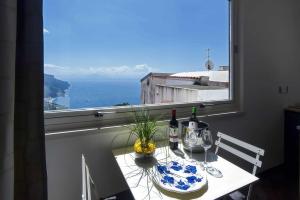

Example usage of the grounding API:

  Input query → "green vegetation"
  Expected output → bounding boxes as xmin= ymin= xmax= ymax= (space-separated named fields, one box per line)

xmin=128 ymin=109 xmax=158 ymax=146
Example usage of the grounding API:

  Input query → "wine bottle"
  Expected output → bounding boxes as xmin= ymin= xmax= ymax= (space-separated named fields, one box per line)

xmin=188 ymin=107 xmax=199 ymax=133
xmin=169 ymin=109 xmax=179 ymax=150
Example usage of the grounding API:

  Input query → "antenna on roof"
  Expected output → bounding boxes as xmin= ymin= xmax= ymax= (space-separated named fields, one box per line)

xmin=205 ymin=48 xmax=214 ymax=71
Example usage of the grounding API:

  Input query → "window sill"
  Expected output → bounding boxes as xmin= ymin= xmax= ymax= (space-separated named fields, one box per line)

xmin=45 ymin=110 xmax=243 ymax=141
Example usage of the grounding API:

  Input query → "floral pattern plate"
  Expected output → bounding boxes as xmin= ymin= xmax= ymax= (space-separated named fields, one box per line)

xmin=152 ymin=160 xmax=207 ymax=194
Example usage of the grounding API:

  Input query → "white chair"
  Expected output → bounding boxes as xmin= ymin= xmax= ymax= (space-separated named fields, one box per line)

xmin=82 ymin=154 xmax=133 ymax=200
xmin=215 ymin=132 xmax=265 ymax=200
xmin=82 ymin=154 xmax=100 ymax=200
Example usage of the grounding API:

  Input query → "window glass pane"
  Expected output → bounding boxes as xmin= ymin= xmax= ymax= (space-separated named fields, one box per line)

xmin=44 ymin=0 xmax=230 ymax=110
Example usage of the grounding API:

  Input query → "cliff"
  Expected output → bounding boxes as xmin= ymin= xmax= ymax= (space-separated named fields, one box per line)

xmin=44 ymin=74 xmax=70 ymax=98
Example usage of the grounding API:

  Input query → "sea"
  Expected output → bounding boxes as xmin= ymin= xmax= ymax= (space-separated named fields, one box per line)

xmin=53 ymin=79 xmax=141 ymax=109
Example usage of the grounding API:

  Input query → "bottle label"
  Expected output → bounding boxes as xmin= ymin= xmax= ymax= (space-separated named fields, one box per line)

xmin=188 ymin=121 xmax=198 ymax=133
xmin=169 ymin=128 xmax=178 ymax=143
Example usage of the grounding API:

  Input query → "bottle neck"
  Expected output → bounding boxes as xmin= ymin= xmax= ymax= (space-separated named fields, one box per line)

xmin=192 ymin=107 xmax=196 ymax=117
xmin=192 ymin=112 xmax=196 ymax=118
xmin=171 ymin=110 xmax=176 ymax=120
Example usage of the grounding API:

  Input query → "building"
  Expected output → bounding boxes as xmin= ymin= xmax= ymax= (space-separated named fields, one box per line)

xmin=141 ymin=69 xmax=229 ymax=104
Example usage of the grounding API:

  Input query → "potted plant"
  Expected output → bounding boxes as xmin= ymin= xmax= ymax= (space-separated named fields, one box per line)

xmin=128 ymin=109 xmax=158 ymax=158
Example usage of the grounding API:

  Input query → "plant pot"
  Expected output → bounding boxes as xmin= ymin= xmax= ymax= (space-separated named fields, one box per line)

xmin=133 ymin=138 xmax=156 ymax=158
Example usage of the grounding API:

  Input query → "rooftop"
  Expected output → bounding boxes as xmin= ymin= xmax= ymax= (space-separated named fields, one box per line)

xmin=171 ymin=71 xmax=229 ymax=82
xmin=141 ymin=70 xmax=229 ymax=83
xmin=140 ymin=72 xmax=173 ymax=82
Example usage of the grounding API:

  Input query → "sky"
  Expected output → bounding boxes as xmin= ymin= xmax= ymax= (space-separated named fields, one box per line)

xmin=43 ymin=0 xmax=229 ymax=81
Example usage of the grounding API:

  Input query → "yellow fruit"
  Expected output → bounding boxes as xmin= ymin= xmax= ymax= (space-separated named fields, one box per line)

xmin=133 ymin=139 xmax=156 ymax=154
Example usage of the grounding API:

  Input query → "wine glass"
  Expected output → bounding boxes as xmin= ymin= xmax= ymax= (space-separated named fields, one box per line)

xmin=200 ymin=129 xmax=213 ymax=168
xmin=184 ymin=129 xmax=197 ymax=162
xmin=201 ymin=129 xmax=223 ymax=178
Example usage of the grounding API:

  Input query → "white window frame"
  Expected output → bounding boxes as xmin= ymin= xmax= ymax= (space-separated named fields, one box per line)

xmin=44 ymin=0 xmax=243 ymax=133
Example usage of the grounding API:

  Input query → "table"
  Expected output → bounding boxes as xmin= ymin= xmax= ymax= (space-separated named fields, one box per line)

xmin=113 ymin=144 xmax=258 ymax=200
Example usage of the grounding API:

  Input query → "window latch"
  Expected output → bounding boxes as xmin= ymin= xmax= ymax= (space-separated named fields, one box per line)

xmin=199 ymin=103 xmax=214 ymax=108
xmin=94 ymin=111 xmax=116 ymax=118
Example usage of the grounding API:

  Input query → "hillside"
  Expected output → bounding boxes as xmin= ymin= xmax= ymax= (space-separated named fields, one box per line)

xmin=44 ymin=74 xmax=70 ymax=98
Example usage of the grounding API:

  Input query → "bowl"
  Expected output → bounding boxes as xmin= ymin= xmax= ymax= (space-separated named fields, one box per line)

xmin=180 ymin=120 xmax=209 ymax=153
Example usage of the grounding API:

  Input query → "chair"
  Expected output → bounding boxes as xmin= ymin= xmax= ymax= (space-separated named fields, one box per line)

xmin=215 ymin=132 xmax=265 ymax=200
xmin=82 ymin=154 xmax=127 ymax=200
xmin=82 ymin=154 xmax=100 ymax=200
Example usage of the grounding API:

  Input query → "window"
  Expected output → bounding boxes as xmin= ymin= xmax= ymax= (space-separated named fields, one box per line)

xmin=44 ymin=0 xmax=241 ymax=132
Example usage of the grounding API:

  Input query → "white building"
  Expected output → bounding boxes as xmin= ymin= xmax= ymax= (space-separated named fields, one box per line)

xmin=141 ymin=70 xmax=229 ymax=104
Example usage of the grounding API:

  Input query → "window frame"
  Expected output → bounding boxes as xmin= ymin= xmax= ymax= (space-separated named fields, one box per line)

xmin=44 ymin=0 xmax=242 ymax=133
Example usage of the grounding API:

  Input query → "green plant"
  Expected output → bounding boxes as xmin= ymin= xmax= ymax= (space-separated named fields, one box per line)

xmin=128 ymin=109 xmax=158 ymax=148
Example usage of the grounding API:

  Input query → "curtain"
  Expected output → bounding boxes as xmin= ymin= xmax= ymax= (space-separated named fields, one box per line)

xmin=0 ymin=0 xmax=47 ymax=200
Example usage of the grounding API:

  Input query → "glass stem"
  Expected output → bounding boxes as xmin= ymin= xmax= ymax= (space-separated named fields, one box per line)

xmin=204 ymin=149 xmax=207 ymax=166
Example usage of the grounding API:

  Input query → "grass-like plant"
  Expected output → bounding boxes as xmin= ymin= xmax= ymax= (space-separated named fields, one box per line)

xmin=128 ymin=109 xmax=158 ymax=154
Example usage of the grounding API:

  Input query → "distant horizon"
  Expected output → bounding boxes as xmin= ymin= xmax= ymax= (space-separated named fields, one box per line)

xmin=44 ymin=64 xmax=227 ymax=82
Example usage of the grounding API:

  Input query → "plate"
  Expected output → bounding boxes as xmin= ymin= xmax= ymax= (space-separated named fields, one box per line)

xmin=152 ymin=160 xmax=207 ymax=194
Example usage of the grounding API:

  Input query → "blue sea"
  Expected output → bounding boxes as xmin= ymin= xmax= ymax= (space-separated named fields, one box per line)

xmin=54 ymin=80 xmax=141 ymax=109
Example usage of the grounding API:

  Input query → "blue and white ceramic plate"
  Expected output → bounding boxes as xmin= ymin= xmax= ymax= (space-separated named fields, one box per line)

xmin=152 ymin=160 xmax=207 ymax=194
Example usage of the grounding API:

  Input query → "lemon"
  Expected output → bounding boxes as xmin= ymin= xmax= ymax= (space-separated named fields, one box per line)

xmin=133 ymin=139 xmax=156 ymax=154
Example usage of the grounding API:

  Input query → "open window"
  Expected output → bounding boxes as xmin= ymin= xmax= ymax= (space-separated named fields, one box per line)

xmin=44 ymin=0 xmax=241 ymax=132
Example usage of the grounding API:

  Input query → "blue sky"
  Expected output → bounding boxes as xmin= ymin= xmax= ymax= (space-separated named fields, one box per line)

xmin=44 ymin=0 xmax=229 ymax=80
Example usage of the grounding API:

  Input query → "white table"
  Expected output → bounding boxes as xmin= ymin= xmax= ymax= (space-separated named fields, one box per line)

xmin=113 ymin=144 xmax=258 ymax=200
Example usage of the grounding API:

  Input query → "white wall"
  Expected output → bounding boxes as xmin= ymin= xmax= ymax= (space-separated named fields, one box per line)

xmin=154 ymin=85 xmax=198 ymax=103
xmin=46 ymin=0 xmax=300 ymax=199
xmin=46 ymin=130 xmax=131 ymax=200
xmin=197 ymin=89 xmax=228 ymax=102
xmin=203 ymin=0 xmax=300 ymax=170
xmin=165 ymin=79 xmax=194 ymax=86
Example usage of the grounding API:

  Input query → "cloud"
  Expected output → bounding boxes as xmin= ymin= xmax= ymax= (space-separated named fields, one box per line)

xmin=44 ymin=63 xmax=155 ymax=79
xmin=84 ymin=64 xmax=152 ymax=74
xmin=43 ymin=28 xmax=50 ymax=34
xmin=135 ymin=64 xmax=150 ymax=71
xmin=44 ymin=64 xmax=64 ymax=69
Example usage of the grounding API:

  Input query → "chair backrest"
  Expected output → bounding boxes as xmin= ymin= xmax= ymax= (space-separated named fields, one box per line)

xmin=215 ymin=132 xmax=265 ymax=175
xmin=82 ymin=154 xmax=99 ymax=200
